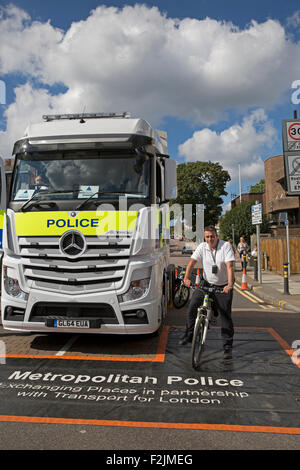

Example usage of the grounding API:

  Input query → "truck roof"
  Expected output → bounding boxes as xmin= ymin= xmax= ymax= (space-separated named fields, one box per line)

xmin=24 ymin=117 xmax=151 ymax=139
xmin=16 ymin=115 xmax=168 ymax=155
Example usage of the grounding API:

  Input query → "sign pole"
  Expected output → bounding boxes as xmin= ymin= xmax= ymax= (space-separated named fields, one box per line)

xmin=256 ymin=223 xmax=262 ymax=283
xmin=286 ymin=217 xmax=290 ymax=277
xmin=239 ymin=164 xmax=242 ymax=203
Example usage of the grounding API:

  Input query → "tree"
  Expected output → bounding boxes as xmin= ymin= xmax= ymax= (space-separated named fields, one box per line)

xmin=171 ymin=161 xmax=231 ymax=230
xmin=249 ymin=179 xmax=265 ymax=193
xmin=219 ymin=200 xmax=269 ymax=244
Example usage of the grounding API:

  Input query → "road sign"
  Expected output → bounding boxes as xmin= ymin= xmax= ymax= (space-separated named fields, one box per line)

xmin=282 ymin=118 xmax=300 ymax=195
xmin=282 ymin=120 xmax=300 ymax=151
xmin=251 ymin=203 xmax=262 ymax=225
xmin=284 ymin=153 xmax=300 ymax=195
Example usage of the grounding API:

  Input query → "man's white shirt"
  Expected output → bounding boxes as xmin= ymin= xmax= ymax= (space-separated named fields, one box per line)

xmin=191 ymin=239 xmax=235 ymax=286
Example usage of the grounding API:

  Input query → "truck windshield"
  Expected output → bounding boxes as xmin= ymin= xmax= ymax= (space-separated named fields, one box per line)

xmin=11 ymin=152 xmax=150 ymax=202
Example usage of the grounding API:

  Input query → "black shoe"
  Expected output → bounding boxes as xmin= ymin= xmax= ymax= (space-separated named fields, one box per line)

xmin=179 ymin=335 xmax=192 ymax=345
xmin=223 ymin=347 xmax=233 ymax=359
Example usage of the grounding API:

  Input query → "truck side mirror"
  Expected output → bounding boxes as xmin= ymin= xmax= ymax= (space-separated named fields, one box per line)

xmin=164 ymin=158 xmax=177 ymax=201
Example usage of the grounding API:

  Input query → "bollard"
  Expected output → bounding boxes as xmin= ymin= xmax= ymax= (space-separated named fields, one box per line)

xmin=242 ymin=253 xmax=247 ymax=272
xmin=283 ymin=262 xmax=289 ymax=295
xmin=263 ymin=252 xmax=268 ymax=271
xmin=253 ymin=257 xmax=258 ymax=281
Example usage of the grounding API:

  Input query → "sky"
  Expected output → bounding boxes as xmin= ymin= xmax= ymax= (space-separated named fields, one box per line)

xmin=1 ymin=0 xmax=300 ymax=212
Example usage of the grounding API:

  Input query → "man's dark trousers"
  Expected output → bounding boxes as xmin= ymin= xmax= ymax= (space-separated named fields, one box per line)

xmin=185 ymin=283 xmax=234 ymax=349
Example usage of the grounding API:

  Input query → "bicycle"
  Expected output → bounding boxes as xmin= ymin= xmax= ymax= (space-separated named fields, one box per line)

xmin=190 ymin=284 xmax=224 ymax=370
xmin=173 ymin=267 xmax=190 ymax=309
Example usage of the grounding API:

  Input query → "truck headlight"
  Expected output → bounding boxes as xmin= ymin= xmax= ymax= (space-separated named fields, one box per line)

xmin=118 ymin=278 xmax=150 ymax=303
xmin=3 ymin=266 xmax=28 ymax=300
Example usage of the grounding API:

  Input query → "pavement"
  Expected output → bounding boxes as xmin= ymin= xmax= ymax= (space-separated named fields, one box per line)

xmin=234 ymin=260 xmax=300 ymax=313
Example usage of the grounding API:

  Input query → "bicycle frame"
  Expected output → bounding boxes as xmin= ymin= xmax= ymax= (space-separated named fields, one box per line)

xmin=198 ymin=293 xmax=213 ymax=344
xmin=191 ymin=285 xmax=223 ymax=369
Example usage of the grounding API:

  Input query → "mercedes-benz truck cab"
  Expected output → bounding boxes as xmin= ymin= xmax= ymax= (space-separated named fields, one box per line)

xmin=0 ymin=112 xmax=177 ymax=335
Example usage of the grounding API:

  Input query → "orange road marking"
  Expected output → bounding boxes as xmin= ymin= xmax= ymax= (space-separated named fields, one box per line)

xmin=0 ymin=415 xmax=299 ymax=434
xmin=0 ymin=325 xmax=170 ymax=362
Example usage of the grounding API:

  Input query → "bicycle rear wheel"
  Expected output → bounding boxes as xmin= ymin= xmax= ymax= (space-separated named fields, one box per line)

xmin=173 ymin=284 xmax=190 ymax=309
xmin=191 ymin=310 xmax=206 ymax=369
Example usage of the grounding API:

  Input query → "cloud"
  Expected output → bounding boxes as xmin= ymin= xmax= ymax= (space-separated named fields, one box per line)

xmin=286 ymin=10 xmax=300 ymax=28
xmin=0 ymin=4 xmax=63 ymax=78
xmin=0 ymin=4 xmax=299 ymax=156
xmin=178 ymin=109 xmax=277 ymax=182
xmin=0 ymin=83 xmax=64 ymax=156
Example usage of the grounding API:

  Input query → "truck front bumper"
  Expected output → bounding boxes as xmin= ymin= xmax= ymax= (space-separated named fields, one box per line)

xmin=1 ymin=288 xmax=162 ymax=335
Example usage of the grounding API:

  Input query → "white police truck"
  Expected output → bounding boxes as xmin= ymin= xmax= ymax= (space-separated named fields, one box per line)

xmin=0 ymin=112 xmax=177 ymax=335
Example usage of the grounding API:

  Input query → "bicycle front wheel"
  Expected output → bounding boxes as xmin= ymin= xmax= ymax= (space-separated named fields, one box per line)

xmin=173 ymin=284 xmax=190 ymax=309
xmin=191 ymin=310 xmax=206 ymax=369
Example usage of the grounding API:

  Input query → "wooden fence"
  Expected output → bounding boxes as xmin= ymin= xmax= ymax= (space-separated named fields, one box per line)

xmin=259 ymin=237 xmax=300 ymax=274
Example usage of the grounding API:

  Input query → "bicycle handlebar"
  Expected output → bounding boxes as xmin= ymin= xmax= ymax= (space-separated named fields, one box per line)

xmin=189 ymin=283 xmax=225 ymax=294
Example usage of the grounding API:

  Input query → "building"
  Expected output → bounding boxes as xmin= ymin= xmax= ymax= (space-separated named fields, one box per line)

xmin=229 ymin=153 xmax=300 ymax=272
xmin=231 ymin=192 xmax=265 ymax=210
xmin=230 ymin=154 xmax=300 ymax=229
xmin=264 ymin=154 xmax=300 ymax=228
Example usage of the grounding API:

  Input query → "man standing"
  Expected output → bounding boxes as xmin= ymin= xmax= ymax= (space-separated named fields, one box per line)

xmin=180 ymin=226 xmax=235 ymax=359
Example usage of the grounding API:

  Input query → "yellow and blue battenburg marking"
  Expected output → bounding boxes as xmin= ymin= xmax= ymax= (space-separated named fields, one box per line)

xmin=14 ymin=211 xmax=138 ymax=236
xmin=0 ymin=210 xmax=5 ymax=248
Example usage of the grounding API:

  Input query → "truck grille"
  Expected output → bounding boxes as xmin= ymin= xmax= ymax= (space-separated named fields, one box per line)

xmin=29 ymin=302 xmax=118 ymax=324
xmin=18 ymin=235 xmax=132 ymax=293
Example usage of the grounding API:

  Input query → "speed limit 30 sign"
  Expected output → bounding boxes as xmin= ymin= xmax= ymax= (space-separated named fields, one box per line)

xmin=283 ymin=120 xmax=300 ymax=151
xmin=288 ymin=122 xmax=300 ymax=140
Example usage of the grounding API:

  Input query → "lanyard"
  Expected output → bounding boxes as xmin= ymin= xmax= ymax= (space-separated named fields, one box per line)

xmin=210 ymin=240 xmax=219 ymax=264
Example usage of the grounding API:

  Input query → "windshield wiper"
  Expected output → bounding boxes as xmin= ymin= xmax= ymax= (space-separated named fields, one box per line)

xmin=22 ymin=200 xmax=57 ymax=212
xmin=20 ymin=190 xmax=75 ymax=212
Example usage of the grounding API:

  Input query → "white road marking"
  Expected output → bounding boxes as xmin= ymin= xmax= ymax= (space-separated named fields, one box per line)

xmin=55 ymin=335 xmax=80 ymax=356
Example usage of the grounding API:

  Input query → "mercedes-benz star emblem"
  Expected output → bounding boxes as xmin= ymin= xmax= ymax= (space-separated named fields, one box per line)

xmin=59 ymin=230 xmax=86 ymax=258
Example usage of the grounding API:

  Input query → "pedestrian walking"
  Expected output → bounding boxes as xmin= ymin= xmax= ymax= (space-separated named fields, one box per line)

xmin=237 ymin=236 xmax=249 ymax=270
